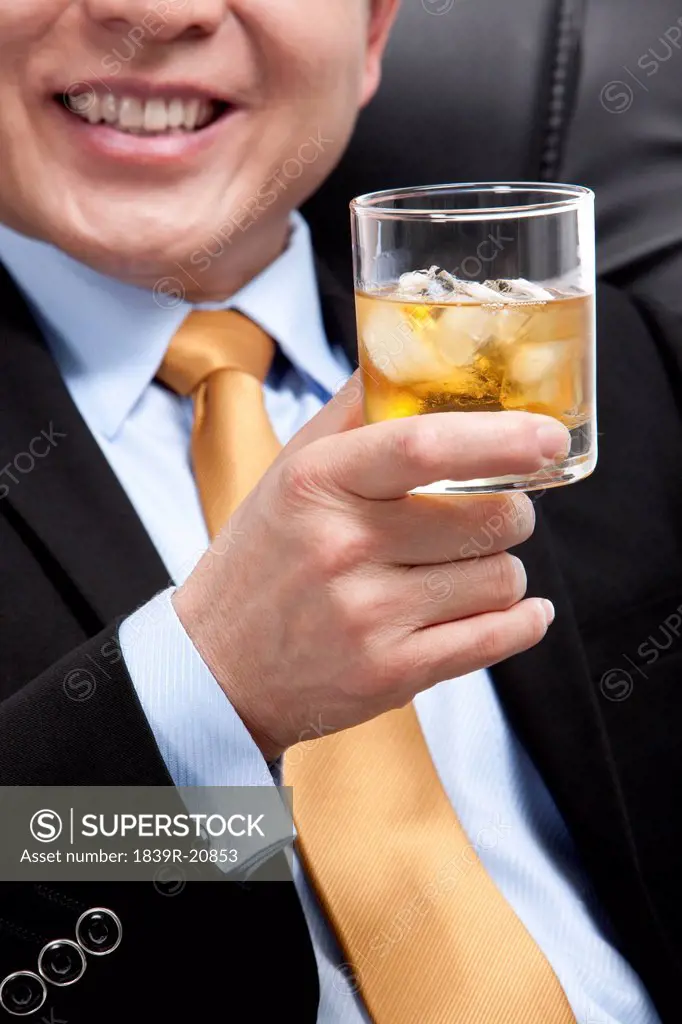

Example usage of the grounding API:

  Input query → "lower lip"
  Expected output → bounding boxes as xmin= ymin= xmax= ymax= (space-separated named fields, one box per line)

xmin=52 ymin=101 xmax=239 ymax=166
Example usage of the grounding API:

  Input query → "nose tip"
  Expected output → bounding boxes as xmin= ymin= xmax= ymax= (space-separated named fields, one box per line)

xmin=85 ymin=0 xmax=225 ymax=42
xmin=99 ymin=17 xmax=131 ymax=33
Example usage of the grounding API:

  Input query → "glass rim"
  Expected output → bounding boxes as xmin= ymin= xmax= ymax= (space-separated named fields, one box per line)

xmin=350 ymin=181 xmax=595 ymax=221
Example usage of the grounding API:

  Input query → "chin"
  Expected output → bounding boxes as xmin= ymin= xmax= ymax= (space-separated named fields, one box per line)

xmin=11 ymin=156 xmax=301 ymax=294
xmin=45 ymin=201 xmax=219 ymax=287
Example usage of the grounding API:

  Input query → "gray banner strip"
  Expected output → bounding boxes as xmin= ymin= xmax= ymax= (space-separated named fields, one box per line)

xmin=0 ymin=787 xmax=294 ymax=882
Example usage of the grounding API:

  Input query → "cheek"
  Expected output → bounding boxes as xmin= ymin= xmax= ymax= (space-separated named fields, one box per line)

xmin=0 ymin=1 xmax=66 ymax=42
xmin=251 ymin=7 xmax=367 ymax=178
xmin=0 ymin=1 xmax=70 ymax=167
xmin=238 ymin=0 xmax=368 ymax=101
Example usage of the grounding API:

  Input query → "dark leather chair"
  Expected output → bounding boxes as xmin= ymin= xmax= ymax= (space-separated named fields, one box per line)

xmin=562 ymin=0 xmax=682 ymax=329
xmin=304 ymin=0 xmax=682 ymax=330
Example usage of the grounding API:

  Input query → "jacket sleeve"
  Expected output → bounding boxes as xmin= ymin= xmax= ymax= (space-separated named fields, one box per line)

xmin=0 ymin=616 xmax=173 ymax=786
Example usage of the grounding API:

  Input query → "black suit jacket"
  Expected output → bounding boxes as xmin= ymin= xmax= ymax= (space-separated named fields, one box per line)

xmin=0 ymin=260 xmax=680 ymax=1022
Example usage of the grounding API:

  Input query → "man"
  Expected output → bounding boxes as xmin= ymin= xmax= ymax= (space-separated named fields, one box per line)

xmin=0 ymin=1 xmax=675 ymax=1022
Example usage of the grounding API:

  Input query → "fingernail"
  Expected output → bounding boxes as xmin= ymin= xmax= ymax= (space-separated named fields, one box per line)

xmin=540 ymin=598 xmax=556 ymax=626
xmin=510 ymin=555 xmax=528 ymax=594
xmin=536 ymin=421 xmax=571 ymax=463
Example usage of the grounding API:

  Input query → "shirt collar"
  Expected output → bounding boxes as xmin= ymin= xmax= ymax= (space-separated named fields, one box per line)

xmin=0 ymin=211 xmax=343 ymax=439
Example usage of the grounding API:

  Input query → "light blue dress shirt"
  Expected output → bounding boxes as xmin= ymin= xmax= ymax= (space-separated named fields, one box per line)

xmin=0 ymin=214 xmax=658 ymax=1024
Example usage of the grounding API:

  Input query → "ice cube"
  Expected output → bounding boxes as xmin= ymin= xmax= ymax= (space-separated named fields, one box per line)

xmin=501 ymin=339 xmax=580 ymax=417
xmin=395 ymin=265 xmax=457 ymax=301
xmin=436 ymin=305 xmax=495 ymax=363
xmin=437 ymin=301 xmax=535 ymax=361
xmin=395 ymin=271 xmax=434 ymax=298
xmin=508 ymin=340 xmax=570 ymax=384
xmin=541 ymin=268 xmax=588 ymax=296
xmin=360 ymin=299 xmax=453 ymax=384
xmin=456 ymin=281 xmax=510 ymax=303
xmin=493 ymin=305 xmax=539 ymax=344
xmin=486 ymin=278 xmax=554 ymax=302
xmin=430 ymin=265 xmax=457 ymax=290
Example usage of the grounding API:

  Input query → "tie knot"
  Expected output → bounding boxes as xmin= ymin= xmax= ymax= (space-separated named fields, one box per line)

xmin=157 ymin=309 xmax=275 ymax=396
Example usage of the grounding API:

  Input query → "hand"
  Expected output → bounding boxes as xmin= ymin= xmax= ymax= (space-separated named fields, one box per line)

xmin=173 ymin=376 xmax=570 ymax=760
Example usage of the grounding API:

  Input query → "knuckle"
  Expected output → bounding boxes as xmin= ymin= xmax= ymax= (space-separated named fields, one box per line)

xmin=315 ymin=522 xmax=374 ymax=575
xmin=394 ymin=419 xmax=439 ymax=474
xmin=334 ymin=524 xmax=374 ymax=570
xmin=478 ymin=553 xmax=525 ymax=604
xmin=331 ymin=577 xmax=381 ymax=642
xmin=368 ymin=647 xmax=399 ymax=694
xmin=278 ymin=453 xmax=324 ymax=507
xmin=470 ymin=621 xmax=505 ymax=666
xmin=349 ymin=638 xmax=407 ymax=708
xmin=472 ymin=602 xmax=546 ymax=666
xmin=388 ymin=634 xmax=429 ymax=692
xmin=505 ymin=494 xmax=536 ymax=542
xmin=457 ymin=494 xmax=535 ymax=558
xmin=493 ymin=413 xmax=536 ymax=464
xmin=489 ymin=417 xmax=518 ymax=457
xmin=466 ymin=497 xmax=507 ymax=538
xmin=341 ymin=600 xmax=371 ymax=644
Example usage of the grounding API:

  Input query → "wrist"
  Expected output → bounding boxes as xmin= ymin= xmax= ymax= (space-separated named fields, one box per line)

xmin=171 ymin=585 xmax=285 ymax=762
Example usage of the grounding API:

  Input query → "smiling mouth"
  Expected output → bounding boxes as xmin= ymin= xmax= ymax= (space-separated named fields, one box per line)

xmin=58 ymin=90 xmax=230 ymax=136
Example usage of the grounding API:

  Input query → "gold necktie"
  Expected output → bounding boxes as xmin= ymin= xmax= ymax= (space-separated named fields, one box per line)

xmin=157 ymin=309 xmax=280 ymax=537
xmin=158 ymin=310 xmax=575 ymax=1024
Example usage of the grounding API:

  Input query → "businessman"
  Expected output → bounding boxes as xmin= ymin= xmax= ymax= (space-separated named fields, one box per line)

xmin=0 ymin=1 xmax=678 ymax=1022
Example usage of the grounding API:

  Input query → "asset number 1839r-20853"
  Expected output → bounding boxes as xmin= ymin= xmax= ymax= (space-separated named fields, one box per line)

xmin=133 ymin=848 xmax=239 ymax=864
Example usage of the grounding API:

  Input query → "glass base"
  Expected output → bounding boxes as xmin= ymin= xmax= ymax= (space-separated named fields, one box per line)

xmin=411 ymin=425 xmax=597 ymax=495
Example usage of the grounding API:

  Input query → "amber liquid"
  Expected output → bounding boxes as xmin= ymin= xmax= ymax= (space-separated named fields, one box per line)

xmin=357 ymin=290 xmax=594 ymax=429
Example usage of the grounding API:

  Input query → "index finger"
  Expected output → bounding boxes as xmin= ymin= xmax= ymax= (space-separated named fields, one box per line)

xmin=316 ymin=411 xmax=571 ymax=500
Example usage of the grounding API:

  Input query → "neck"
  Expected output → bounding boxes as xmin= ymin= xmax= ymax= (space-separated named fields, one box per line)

xmin=171 ymin=216 xmax=292 ymax=304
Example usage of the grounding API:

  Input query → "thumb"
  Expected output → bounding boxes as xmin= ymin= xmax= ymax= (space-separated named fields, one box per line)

xmin=282 ymin=369 xmax=365 ymax=457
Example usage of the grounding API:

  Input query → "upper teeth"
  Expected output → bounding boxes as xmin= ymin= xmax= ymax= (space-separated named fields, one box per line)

xmin=65 ymin=93 xmax=214 ymax=133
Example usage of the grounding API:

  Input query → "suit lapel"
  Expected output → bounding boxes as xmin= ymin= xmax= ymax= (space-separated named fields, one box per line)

xmin=493 ymin=511 xmax=672 ymax=971
xmin=316 ymin=257 xmax=358 ymax=368
xmin=0 ymin=255 xmax=353 ymax=633
xmin=0 ymin=264 xmax=169 ymax=627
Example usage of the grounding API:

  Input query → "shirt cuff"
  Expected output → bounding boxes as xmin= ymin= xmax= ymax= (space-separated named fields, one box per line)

xmin=118 ymin=587 xmax=277 ymax=790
